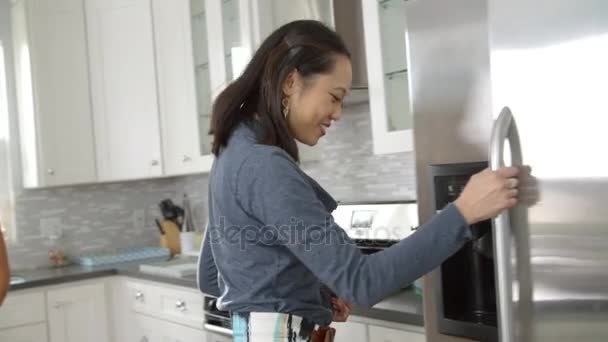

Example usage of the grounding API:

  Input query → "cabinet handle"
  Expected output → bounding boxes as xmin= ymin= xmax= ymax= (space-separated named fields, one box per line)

xmin=47 ymin=168 xmax=55 ymax=175
xmin=175 ymin=300 xmax=187 ymax=311
xmin=140 ymin=336 xmax=148 ymax=342
xmin=135 ymin=291 xmax=144 ymax=302
xmin=183 ymin=155 xmax=192 ymax=162
xmin=53 ymin=303 xmax=62 ymax=309
xmin=151 ymin=160 xmax=159 ymax=166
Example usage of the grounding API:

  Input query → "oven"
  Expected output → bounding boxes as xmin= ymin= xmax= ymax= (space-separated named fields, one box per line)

xmin=203 ymin=295 xmax=233 ymax=338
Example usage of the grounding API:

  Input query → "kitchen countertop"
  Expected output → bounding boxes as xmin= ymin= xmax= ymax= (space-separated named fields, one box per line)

xmin=9 ymin=262 xmax=424 ymax=327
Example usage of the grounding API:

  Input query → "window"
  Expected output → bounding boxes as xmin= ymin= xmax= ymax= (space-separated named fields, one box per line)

xmin=0 ymin=41 xmax=16 ymax=242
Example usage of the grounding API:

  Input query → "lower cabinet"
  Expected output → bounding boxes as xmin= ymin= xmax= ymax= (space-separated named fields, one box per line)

xmin=0 ymin=323 xmax=48 ymax=342
xmin=132 ymin=313 xmax=206 ymax=342
xmin=0 ymin=291 xmax=46 ymax=330
xmin=116 ymin=277 xmax=209 ymax=342
xmin=3 ymin=276 xmax=426 ymax=342
xmin=0 ymin=281 xmax=110 ymax=342
xmin=333 ymin=318 xmax=425 ymax=342
xmin=206 ymin=331 xmax=232 ymax=342
xmin=333 ymin=321 xmax=368 ymax=342
xmin=47 ymin=282 xmax=110 ymax=342
xmin=368 ymin=324 xmax=425 ymax=342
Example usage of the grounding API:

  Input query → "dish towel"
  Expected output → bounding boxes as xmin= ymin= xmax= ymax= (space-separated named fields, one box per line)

xmin=232 ymin=312 xmax=335 ymax=342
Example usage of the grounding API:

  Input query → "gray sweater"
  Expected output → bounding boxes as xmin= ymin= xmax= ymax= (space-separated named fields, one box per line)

xmin=197 ymin=121 xmax=472 ymax=325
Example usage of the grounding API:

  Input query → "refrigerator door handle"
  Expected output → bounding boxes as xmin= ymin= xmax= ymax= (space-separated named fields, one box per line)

xmin=489 ymin=106 xmax=522 ymax=342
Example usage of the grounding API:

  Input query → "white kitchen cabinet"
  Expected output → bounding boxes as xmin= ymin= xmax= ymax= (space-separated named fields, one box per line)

xmin=153 ymin=0 xmax=213 ymax=176
xmin=362 ymin=0 xmax=414 ymax=154
xmin=111 ymin=277 xmax=210 ymax=341
xmin=0 ymin=291 xmax=46 ymax=329
xmin=86 ymin=0 xmax=163 ymax=182
xmin=206 ymin=331 xmax=232 ymax=342
xmin=0 ymin=291 xmax=47 ymax=342
xmin=333 ymin=320 xmax=368 ymax=342
xmin=10 ymin=0 xmax=97 ymax=188
xmin=133 ymin=313 xmax=206 ymax=342
xmin=46 ymin=282 xmax=110 ymax=342
xmin=131 ymin=313 xmax=157 ymax=342
xmin=125 ymin=278 xmax=206 ymax=330
xmin=0 ymin=323 xmax=48 ymax=342
xmin=368 ymin=324 xmax=425 ymax=342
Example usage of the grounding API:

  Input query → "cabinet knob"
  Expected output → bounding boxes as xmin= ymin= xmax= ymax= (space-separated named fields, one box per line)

xmin=53 ymin=303 xmax=62 ymax=309
xmin=135 ymin=291 xmax=144 ymax=302
xmin=47 ymin=168 xmax=55 ymax=175
xmin=151 ymin=160 xmax=159 ymax=166
xmin=175 ymin=300 xmax=187 ymax=311
xmin=183 ymin=155 xmax=192 ymax=162
xmin=140 ymin=336 xmax=149 ymax=342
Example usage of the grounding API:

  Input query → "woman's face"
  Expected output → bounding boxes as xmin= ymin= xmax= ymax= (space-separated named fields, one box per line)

xmin=283 ymin=54 xmax=353 ymax=146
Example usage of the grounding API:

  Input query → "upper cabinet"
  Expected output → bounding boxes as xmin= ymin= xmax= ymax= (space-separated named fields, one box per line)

xmin=153 ymin=0 xmax=213 ymax=176
xmin=362 ymin=0 xmax=413 ymax=154
xmin=11 ymin=0 xmax=215 ymax=187
xmin=11 ymin=0 xmax=98 ymax=188
xmin=85 ymin=0 xmax=163 ymax=182
xmin=10 ymin=0 xmax=361 ymax=188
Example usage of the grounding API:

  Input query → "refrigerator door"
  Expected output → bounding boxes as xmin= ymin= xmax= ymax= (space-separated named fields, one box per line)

xmin=488 ymin=1 xmax=608 ymax=341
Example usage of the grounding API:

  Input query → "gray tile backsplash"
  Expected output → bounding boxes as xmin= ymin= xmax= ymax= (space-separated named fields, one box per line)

xmin=301 ymin=103 xmax=416 ymax=202
xmin=7 ymin=102 xmax=415 ymax=270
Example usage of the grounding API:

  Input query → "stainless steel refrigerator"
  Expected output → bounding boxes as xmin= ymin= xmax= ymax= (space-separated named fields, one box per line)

xmin=408 ymin=0 xmax=608 ymax=341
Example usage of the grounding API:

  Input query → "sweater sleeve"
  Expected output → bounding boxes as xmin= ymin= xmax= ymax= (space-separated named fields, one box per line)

xmin=197 ymin=227 xmax=221 ymax=297
xmin=236 ymin=149 xmax=472 ymax=307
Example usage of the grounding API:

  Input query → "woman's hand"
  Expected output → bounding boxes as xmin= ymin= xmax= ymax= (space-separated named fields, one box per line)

xmin=331 ymin=297 xmax=353 ymax=322
xmin=455 ymin=166 xmax=525 ymax=225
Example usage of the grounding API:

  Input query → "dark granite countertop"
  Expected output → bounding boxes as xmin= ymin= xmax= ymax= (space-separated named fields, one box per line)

xmin=9 ymin=262 xmax=423 ymax=327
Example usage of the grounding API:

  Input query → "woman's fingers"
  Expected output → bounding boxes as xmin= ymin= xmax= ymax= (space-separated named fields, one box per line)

xmin=331 ymin=298 xmax=351 ymax=322
xmin=497 ymin=166 xmax=520 ymax=178
xmin=505 ymin=178 xmax=519 ymax=189
xmin=454 ymin=166 xmax=532 ymax=224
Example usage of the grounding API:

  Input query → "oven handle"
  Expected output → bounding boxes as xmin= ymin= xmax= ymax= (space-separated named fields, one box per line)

xmin=204 ymin=323 xmax=233 ymax=336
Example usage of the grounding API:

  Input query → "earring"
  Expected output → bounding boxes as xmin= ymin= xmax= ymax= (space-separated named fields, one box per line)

xmin=282 ymin=98 xmax=289 ymax=118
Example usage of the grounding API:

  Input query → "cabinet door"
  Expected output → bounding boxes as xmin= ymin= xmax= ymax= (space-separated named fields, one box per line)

xmin=86 ymin=0 xmax=163 ymax=181
xmin=361 ymin=0 xmax=413 ymax=154
xmin=0 ymin=323 xmax=48 ymax=342
xmin=11 ymin=0 xmax=97 ymax=187
xmin=206 ymin=331 xmax=232 ymax=342
xmin=333 ymin=321 xmax=368 ymax=342
xmin=368 ymin=325 xmax=425 ymax=342
xmin=134 ymin=313 xmax=206 ymax=342
xmin=152 ymin=0 xmax=213 ymax=176
xmin=0 ymin=291 xmax=46 ymax=329
xmin=132 ymin=313 xmax=159 ymax=342
xmin=47 ymin=283 xmax=110 ymax=342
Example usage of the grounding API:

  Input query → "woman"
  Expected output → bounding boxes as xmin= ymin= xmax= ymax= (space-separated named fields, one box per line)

xmin=197 ymin=20 xmax=520 ymax=341
xmin=0 ymin=224 xmax=9 ymax=306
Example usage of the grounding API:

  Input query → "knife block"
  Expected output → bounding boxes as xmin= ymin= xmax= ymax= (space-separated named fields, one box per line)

xmin=159 ymin=220 xmax=181 ymax=256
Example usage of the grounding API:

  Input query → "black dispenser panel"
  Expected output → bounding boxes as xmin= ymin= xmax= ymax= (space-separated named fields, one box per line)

xmin=431 ymin=162 xmax=498 ymax=342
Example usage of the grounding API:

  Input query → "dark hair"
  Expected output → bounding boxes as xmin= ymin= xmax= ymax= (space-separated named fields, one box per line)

xmin=210 ymin=20 xmax=351 ymax=162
